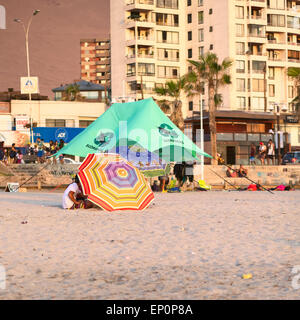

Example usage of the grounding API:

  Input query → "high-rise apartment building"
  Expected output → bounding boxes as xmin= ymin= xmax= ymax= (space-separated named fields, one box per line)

xmin=110 ymin=0 xmax=186 ymax=102
xmin=80 ymin=39 xmax=111 ymax=93
xmin=110 ymin=0 xmax=300 ymax=115
xmin=186 ymin=0 xmax=300 ymax=115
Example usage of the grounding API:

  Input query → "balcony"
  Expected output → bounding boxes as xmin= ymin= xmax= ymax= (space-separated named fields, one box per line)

xmin=126 ymin=0 xmax=155 ymax=11
xmin=249 ymin=0 xmax=266 ymax=7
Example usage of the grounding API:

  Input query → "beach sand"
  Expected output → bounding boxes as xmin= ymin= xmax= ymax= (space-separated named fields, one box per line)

xmin=0 ymin=190 xmax=299 ymax=300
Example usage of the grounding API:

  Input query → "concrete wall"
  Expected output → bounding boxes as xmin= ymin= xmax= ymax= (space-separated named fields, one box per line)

xmin=10 ymin=100 xmax=106 ymax=128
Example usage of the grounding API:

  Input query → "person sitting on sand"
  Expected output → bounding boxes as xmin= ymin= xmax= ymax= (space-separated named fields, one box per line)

xmin=226 ymin=168 xmax=237 ymax=178
xmin=238 ymin=165 xmax=248 ymax=177
xmin=62 ymin=175 xmax=94 ymax=210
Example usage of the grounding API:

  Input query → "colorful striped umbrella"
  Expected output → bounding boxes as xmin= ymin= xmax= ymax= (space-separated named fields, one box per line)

xmin=77 ymin=153 xmax=154 ymax=211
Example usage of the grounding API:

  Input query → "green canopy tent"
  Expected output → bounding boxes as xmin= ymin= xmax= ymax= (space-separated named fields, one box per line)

xmin=55 ymin=98 xmax=212 ymax=162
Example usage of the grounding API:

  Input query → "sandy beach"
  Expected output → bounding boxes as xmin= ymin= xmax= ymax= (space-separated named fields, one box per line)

xmin=0 ymin=190 xmax=300 ymax=300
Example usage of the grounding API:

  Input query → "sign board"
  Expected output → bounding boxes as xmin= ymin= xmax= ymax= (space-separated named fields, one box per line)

xmin=15 ymin=115 xmax=30 ymax=131
xmin=20 ymin=77 xmax=39 ymax=94
xmin=284 ymin=115 xmax=299 ymax=123
xmin=5 ymin=183 xmax=19 ymax=193
xmin=33 ymin=127 xmax=84 ymax=143
xmin=0 ymin=131 xmax=30 ymax=147
xmin=0 ymin=5 xmax=5 ymax=30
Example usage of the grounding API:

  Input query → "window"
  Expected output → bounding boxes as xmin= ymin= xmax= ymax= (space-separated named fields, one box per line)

xmin=199 ymin=46 xmax=204 ymax=57
xmin=267 ymin=14 xmax=285 ymax=27
xmin=268 ymin=67 xmax=275 ymax=79
xmin=209 ymin=44 xmax=213 ymax=50
xmin=248 ymin=24 xmax=266 ymax=37
xmin=235 ymin=6 xmax=244 ymax=19
xmin=79 ymin=120 xmax=94 ymax=128
xmin=188 ymin=48 xmax=193 ymax=58
xmin=188 ymin=13 xmax=192 ymax=23
xmin=236 ymin=60 xmax=245 ymax=73
xmin=187 ymin=0 xmax=191 ymax=6
xmin=287 ymin=16 xmax=300 ymax=29
xmin=209 ymin=8 xmax=213 ymax=15
xmin=236 ymin=24 xmax=244 ymax=37
xmin=156 ymin=0 xmax=179 ymax=9
xmin=252 ymin=61 xmax=266 ymax=73
xmin=156 ymin=13 xmax=179 ymax=26
xmin=288 ymin=86 xmax=294 ymax=98
xmin=157 ymin=48 xmax=179 ymax=61
xmin=237 ymin=79 xmax=245 ymax=92
xmin=252 ymin=97 xmax=265 ymax=111
xmin=198 ymin=0 xmax=203 ymax=6
xmin=269 ymin=84 xmax=275 ymax=97
xmin=236 ymin=42 xmax=245 ymax=55
xmin=198 ymin=28 xmax=204 ymax=41
xmin=46 ymin=119 xmax=66 ymax=127
xmin=157 ymin=30 xmax=179 ymax=43
xmin=252 ymin=79 xmax=265 ymax=92
xmin=188 ymin=31 xmax=192 ymax=41
xmin=209 ymin=26 xmax=213 ymax=32
xmin=80 ymin=91 xmax=100 ymax=100
xmin=157 ymin=66 xmax=180 ymax=78
xmin=198 ymin=11 xmax=204 ymax=24
xmin=268 ymin=0 xmax=285 ymax=10
xmin=237 ymin=96 xmax=246 ymax=109
xmin=55 ymin=92 xmax=62 ymax=101
xmin=189 ymin=101 xmax=193 ymax=111
xmin=138 ymin=63 xmax=155 ymax=76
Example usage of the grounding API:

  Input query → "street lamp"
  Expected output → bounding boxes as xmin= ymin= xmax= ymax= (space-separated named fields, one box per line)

xmin=14 ymin=9 xmax=40 ymax=143
xmin=269 ymin=103 xmax=287 ymax=164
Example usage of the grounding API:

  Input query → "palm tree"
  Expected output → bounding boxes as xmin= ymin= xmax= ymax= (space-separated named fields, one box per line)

xmin=154 ymin=77 xmax=190 ymax=131
xmin=187 ymin=52 xmax=232 ymax=164
xmin=288 ymin=67 xmax=300 ymax=113
xmin=63 ymin=83 xmax=85 ymax=101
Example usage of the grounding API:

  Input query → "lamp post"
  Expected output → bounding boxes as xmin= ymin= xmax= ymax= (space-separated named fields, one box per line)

xmin=200 ymin=94 xmax=204 ymax=181
xmin=14 ymin=9 xmax=40 ymax=144
xmin=269 ymin=103 xmax=288 ymax=165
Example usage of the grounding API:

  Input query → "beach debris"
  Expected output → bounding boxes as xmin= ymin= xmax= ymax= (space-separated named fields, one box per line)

xmin=242 ymin=273 xmax=253 ymax=280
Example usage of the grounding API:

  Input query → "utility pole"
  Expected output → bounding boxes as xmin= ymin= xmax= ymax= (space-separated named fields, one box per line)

xmin=14 ymin=9 xmax=40 ymax=144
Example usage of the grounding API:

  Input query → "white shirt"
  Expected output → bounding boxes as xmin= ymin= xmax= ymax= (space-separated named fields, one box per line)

xmin=62 ymin=183 xmax=80 ymax=209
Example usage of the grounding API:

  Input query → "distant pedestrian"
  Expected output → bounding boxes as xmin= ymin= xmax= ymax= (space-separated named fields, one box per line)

xmin=249 ymin=143 xmax=256 ymax=165
xmin=267 ymin=139 xmax=275 ymax=165
xmin=16 ymin=150 xmax=24 ymax=164
xmin=258 ymin=142 xmax=267 ymax=165
xmin=9 ymin=143 xmax=17 ymax=164
xmin=36 ymin=138 xmax=45 ymax=163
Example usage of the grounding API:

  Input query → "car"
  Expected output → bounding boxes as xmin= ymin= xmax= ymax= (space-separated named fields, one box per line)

xmin=63 ymin=157 xmax=82 ymax=165
xmin=281 ymin=151 xmax=300 ymax=165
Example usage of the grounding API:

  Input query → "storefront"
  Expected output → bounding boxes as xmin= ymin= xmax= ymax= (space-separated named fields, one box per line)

xmin=185 ymin=110 xmax=288 ymax=165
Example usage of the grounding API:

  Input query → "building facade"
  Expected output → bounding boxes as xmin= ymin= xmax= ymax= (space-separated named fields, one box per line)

xmin=80 ymin=38 xmax=111 ymax=95
xmin=186 ymin=0 xmax=300 ymax=116
xmin=110 ymin=0 xmax=187 ymax=102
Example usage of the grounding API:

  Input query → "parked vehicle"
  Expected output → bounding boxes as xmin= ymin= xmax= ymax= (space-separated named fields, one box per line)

xmin=63 ymin=157 xmax=82 ymax=165
xmin=281 ymin=151 xmax=300 ymax=165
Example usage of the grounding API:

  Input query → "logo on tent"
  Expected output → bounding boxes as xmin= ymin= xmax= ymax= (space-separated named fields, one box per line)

xmin=94 ymin=132 xmax=114 ymax=148
xmin=158 ymin=123 xmax=179 ymax=139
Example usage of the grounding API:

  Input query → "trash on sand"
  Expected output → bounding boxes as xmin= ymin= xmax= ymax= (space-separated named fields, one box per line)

xmin=242 ymin=273 xmax=253 ymax=280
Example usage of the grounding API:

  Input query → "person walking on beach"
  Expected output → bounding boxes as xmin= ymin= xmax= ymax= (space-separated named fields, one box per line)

xmin=258 ymin=142 xmax=267 ymax=165
xmin=267 ymin=139 xmax=275 ymax=165
xmin=249 ymin=143 xmax=256 ymax=165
